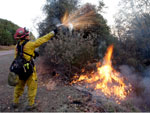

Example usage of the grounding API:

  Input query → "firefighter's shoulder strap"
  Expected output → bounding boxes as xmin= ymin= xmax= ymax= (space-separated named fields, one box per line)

xmin=17 ymin=40 xmax=33 ymax=58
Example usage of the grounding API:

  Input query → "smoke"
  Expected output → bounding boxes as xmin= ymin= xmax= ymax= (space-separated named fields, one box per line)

xmin=52 ymin=18 xmax=61 ymax=26
xmin=119 ymin=65 xmax=150 ymax=111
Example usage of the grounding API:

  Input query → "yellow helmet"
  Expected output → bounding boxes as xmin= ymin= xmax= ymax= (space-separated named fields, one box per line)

xmin=8 ymin=72 xmax=19 ymax=86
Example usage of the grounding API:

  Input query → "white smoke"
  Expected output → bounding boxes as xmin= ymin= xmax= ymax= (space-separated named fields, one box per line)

xmin=119 ymin=65 xmax=150 ymax=111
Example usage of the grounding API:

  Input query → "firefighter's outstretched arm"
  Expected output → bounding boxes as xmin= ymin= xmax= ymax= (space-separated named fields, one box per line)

xmin=32 ymin=25 xmax=61 ymax=48
xmin=32 ymin=31 xmax=55 ymax=48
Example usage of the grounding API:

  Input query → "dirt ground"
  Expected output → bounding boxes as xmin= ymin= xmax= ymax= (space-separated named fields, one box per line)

xmin=0 ymin=51 xmax=142 ymax=112
xmin=0 ymin=51 xmax=105 ymax=112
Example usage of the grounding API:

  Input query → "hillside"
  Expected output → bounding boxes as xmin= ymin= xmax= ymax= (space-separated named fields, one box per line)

xmin=0 ymin=18 xmax=19 ymax=45
xmin=0 ymin=18 xmax=35 ymax=46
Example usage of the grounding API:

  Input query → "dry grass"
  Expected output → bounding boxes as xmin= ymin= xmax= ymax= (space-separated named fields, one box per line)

xmin=0 ymin=45 xmax=15 ymax=51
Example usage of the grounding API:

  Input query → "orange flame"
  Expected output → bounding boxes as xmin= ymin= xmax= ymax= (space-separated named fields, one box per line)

xmin=72 ymin=45 xmax=132 ymax=103
xmin=61 ymin=6 xmax=97 ymax=30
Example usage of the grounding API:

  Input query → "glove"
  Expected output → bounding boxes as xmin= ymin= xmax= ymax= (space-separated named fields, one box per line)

xmin=53 ymin=24 xmax=63 ymax=35
xmin=53 ymin=27 xmax=58 ymax=35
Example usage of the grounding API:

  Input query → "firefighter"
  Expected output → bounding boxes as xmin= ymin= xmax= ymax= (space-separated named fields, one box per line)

xmin=12 ymin=27 xmax=58 ymax=110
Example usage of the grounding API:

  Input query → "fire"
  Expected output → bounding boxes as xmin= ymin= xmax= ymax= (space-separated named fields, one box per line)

xmin=72 ymin=45 xmax=132 ymax=103
xmin=61 ymin=5 xmax=97 ymax=30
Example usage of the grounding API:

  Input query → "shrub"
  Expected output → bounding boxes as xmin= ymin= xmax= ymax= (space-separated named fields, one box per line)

xmin=42 ymin=31 xmax=96 ymax=80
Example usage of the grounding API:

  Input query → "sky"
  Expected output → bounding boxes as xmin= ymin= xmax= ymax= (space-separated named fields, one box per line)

xmin=0 ymin=0 xmax=120 ymax=37
xmin=81 ymin=0 xmax=120 ymax=25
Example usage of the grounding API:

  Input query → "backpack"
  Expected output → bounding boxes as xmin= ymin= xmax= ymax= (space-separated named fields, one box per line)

xmin=9 ymin=40 xmax=34 ymax=80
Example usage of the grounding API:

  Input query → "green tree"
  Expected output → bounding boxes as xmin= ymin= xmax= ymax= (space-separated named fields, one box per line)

xmin=0 ymin=18 xmax=19 ymax=45
xmin=0 ymin=18 xmax=36 ymax=45
xmin=0 ymin=29 xmax=13 ymax=45
xmin=37 ymin=0 xmax=79 ymax=36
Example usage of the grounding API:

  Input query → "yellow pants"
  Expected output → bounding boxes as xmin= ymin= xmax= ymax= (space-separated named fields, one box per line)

xmin=13 ymin=66 xmax=37 ymax=106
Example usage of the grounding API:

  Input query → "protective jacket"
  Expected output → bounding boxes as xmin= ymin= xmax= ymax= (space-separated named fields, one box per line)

xmin=14 ymin=32 xmax=54 ymax=61
xmin=13 ymin=32 xmax=54 ymax=106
